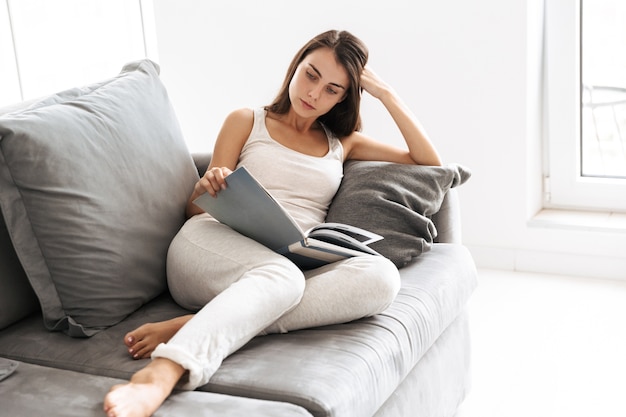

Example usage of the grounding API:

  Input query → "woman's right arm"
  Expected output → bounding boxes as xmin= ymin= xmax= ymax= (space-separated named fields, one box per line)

xmin=185 ymin=108 xmax=254 ymax=218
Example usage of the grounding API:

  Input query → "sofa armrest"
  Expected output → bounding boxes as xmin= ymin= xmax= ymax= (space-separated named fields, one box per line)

xmin=431 ymin=188 xmax=462 ymax=244
xmin=192 ymin=152 xmax=213 ymax=176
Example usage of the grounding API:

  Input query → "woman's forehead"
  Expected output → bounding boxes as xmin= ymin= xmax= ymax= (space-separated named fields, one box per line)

xmin=303 ymin=48 xmax=349 ymax=85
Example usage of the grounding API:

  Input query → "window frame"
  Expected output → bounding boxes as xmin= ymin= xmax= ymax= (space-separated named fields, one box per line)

xmin=544 ymin=0 xmax=626 ymax=212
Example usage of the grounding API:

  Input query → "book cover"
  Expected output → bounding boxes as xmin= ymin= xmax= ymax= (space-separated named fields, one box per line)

xmin=193 ymin=166 xmax=382 ymax=269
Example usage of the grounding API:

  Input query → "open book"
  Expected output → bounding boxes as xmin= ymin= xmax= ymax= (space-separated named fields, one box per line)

xmin=193 ymin=166 xmax=383 ymax=269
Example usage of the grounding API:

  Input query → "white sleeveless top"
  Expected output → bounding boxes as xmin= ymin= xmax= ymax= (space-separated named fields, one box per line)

xmin=236 ymin=108 xmax=344 ymax=231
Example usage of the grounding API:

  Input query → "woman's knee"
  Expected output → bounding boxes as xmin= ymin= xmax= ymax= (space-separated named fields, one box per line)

xmin=166 ymin=215 xmax=305 ymax=311
xmin=352 ymin=256 xmax=401 ymax=312
xmin=255 ymin=256 xmax=306 ymax=310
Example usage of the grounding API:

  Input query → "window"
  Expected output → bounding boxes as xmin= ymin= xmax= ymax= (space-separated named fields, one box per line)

xmin=581 ymin=1 xmax=626 ymax=178
xmin=0 ymin=0 xmax=157 ymax=108
xmin=544 ymin=0 xmax=626 ymax=211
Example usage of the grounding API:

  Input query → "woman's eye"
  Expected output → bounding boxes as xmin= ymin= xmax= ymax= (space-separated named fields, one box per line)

xmin=326 ymin=87 xmax=338 ymax=95
xmin=306 ymin=71 xmax=316 ymax=80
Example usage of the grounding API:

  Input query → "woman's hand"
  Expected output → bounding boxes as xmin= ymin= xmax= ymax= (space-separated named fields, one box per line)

xmin=197 ymin=166 xmax=233 ymax=198
xmin=185 ymin=166 xmax=233 ymax=218
xmin=349 ymin=67 xmax=441 ymax=166
xmin=360 ymin=67 xmax=392 ymax=100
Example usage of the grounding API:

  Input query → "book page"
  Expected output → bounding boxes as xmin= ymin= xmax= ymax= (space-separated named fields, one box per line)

xmin=308 ymin=222 xmax=383 ymax=245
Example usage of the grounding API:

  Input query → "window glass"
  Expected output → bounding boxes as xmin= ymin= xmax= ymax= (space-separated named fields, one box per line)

xmin=544 ymin=0 xmax=626 ymax=211
xmin=581 ymin=0 xmax=626 ymax=178
xmin=7 ymin=0 xmax=150 ymax=101
xmin=0 ymin=2 xmax=21 ymax=107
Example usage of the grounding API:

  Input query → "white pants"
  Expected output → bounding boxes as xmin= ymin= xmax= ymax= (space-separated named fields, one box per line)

xmin=152 ymin=214 xmax=400 ymax=389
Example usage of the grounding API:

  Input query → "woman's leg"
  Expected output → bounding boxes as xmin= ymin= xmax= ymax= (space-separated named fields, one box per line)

xmin=104 ymin=214 xmax=305 ymax=416
xmin=158 ymin=214 xmax=306 ymax=388
xmin=264 ymin=255 xmax=401 ymax=334
xmin=124 ymin=254 xmax=401 ymax=359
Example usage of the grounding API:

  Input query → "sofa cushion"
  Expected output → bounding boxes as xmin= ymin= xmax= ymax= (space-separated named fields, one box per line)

xmin=0 ymin=98 xmax=40 ymax=331
xmin=0 ymin=218 xmax=39 ymax=330
xmin=326 ymin=161 xmax=471 ymax=268
xmin=0 ymin=360 xmax=314 ymax=417
xmin=0 ymin=59 xmax=199 ymax=337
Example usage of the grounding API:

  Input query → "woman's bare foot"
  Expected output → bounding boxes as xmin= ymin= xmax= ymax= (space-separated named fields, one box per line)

xmin=125 ymin=315 xmax=194 ymax=359
xmin=103 ymin=358 xmax=185 ymax=417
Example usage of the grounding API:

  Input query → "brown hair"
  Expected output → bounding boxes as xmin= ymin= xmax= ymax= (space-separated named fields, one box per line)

xmin=265 ymin=30 xmax=368 ymax=138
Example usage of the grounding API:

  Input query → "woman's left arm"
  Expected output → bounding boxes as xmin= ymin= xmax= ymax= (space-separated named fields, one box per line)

xmin=344 ymin=68 xmax=442 ymax=166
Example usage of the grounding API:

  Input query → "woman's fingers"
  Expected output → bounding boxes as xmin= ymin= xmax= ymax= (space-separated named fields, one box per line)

xmin=201 ymin=167 xmax=233 ymax=197
xmin=360 ymin=67 xmax=390 ymax=99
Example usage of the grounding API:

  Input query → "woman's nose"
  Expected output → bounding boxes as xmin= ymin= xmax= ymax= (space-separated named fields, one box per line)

xmin=308 ymin=85 xmax=323 ymax=100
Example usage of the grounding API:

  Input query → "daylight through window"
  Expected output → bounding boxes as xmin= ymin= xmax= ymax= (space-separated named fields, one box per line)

xmin=581 ymin=0 xmax=626 ymax=179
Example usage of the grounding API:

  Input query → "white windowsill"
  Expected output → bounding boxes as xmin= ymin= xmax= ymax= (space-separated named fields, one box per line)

xmin=529 ymin=208 xmax=626 ymax=234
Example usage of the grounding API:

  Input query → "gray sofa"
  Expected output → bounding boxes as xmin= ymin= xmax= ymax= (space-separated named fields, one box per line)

xmin=0 ymin=60 xmax=477 ymax=416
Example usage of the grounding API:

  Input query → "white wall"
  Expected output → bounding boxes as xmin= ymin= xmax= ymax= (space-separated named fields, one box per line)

xmin=152 ymin=0 xmax=626 ymax=280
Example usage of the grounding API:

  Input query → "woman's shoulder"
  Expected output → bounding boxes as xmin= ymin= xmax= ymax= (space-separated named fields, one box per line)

xmin=220 ymin=108 xmax=255 ymax=135
xmin=224 ymin=107 xmax=255 ymax=125
xmin=336 ymin=130 xmax=362 ymax=159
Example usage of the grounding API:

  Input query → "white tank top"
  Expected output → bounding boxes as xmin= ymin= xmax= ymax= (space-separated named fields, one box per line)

xmin=236 ymin=108 xmax=344 ymax=231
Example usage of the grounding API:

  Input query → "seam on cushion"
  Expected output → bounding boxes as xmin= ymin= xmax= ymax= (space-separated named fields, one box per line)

xmin=0 ymin=148 xmax=66 ymax=330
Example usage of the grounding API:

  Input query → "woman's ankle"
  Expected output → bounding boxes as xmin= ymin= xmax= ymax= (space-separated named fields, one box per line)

xmin=132 ymin=358 xmax=186 ymax=392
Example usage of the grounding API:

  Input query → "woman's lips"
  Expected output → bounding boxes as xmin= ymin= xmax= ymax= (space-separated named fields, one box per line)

xmin=301 ymin=99 xmax=315 ymax=110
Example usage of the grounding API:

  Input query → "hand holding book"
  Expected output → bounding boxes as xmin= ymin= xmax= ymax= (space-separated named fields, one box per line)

xmin=200 ymin=166 xmax=233 ymax=197
xmin=193 ymin=166 xmax=383 ymax=269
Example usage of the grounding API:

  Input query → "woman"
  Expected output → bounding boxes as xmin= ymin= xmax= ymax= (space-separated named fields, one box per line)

xmin=104 ymin=29 xmax=441 ymax=417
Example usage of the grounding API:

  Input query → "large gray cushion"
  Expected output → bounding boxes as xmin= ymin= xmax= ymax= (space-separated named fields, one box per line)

xmin=0 ymin=59 xmax=199 ymax=337
xmin=326 ymin=161 xmax=471 ymax=268
xmin=0 ymin=217 xmax=39 ymax=330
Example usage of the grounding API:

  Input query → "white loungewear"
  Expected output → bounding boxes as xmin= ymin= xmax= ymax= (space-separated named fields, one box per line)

xmin=152 ymin=108 xmax=401 ymax=389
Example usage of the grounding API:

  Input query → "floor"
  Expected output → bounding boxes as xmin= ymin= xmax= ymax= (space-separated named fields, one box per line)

xmin=455 ymin=268 xmax=626 ymax=417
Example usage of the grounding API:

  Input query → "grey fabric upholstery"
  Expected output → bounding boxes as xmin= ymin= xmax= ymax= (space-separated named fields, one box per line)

xmin=432 ymin=188 xmax=463 ymax=244
xmin=0 ymin=360 xmax=313 ymax=417
xmin=0 ymin=218 xmax=39 ymax=329
xmin=0 ymin=101 xmax=39 ymax=330
xmin=326 ymin=160 xmax=471 ymax=267
xmin=373 ymin=311 xmax=471 ymax=417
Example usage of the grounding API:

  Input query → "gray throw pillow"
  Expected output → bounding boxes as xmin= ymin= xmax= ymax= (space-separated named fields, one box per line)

xmin=325 ymin=160 xmax=471 ymax=268
xmin=0 ymin=60 xmax=199 ymax=337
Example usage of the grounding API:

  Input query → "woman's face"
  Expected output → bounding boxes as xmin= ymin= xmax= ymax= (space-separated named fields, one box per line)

xmin=288 ymin=48 xmax=350 ymax=119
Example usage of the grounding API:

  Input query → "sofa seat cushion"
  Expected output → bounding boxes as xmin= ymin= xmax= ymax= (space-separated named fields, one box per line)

xmin=0 ymin=360 xmax=313 ymax=417
xmin=0 ymin=244 xmax=477 ymax=417
xmin=0 ymin=59 xmax=199 ymax=337
xmin=202 ymin=244 xmax=477 ymax=416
